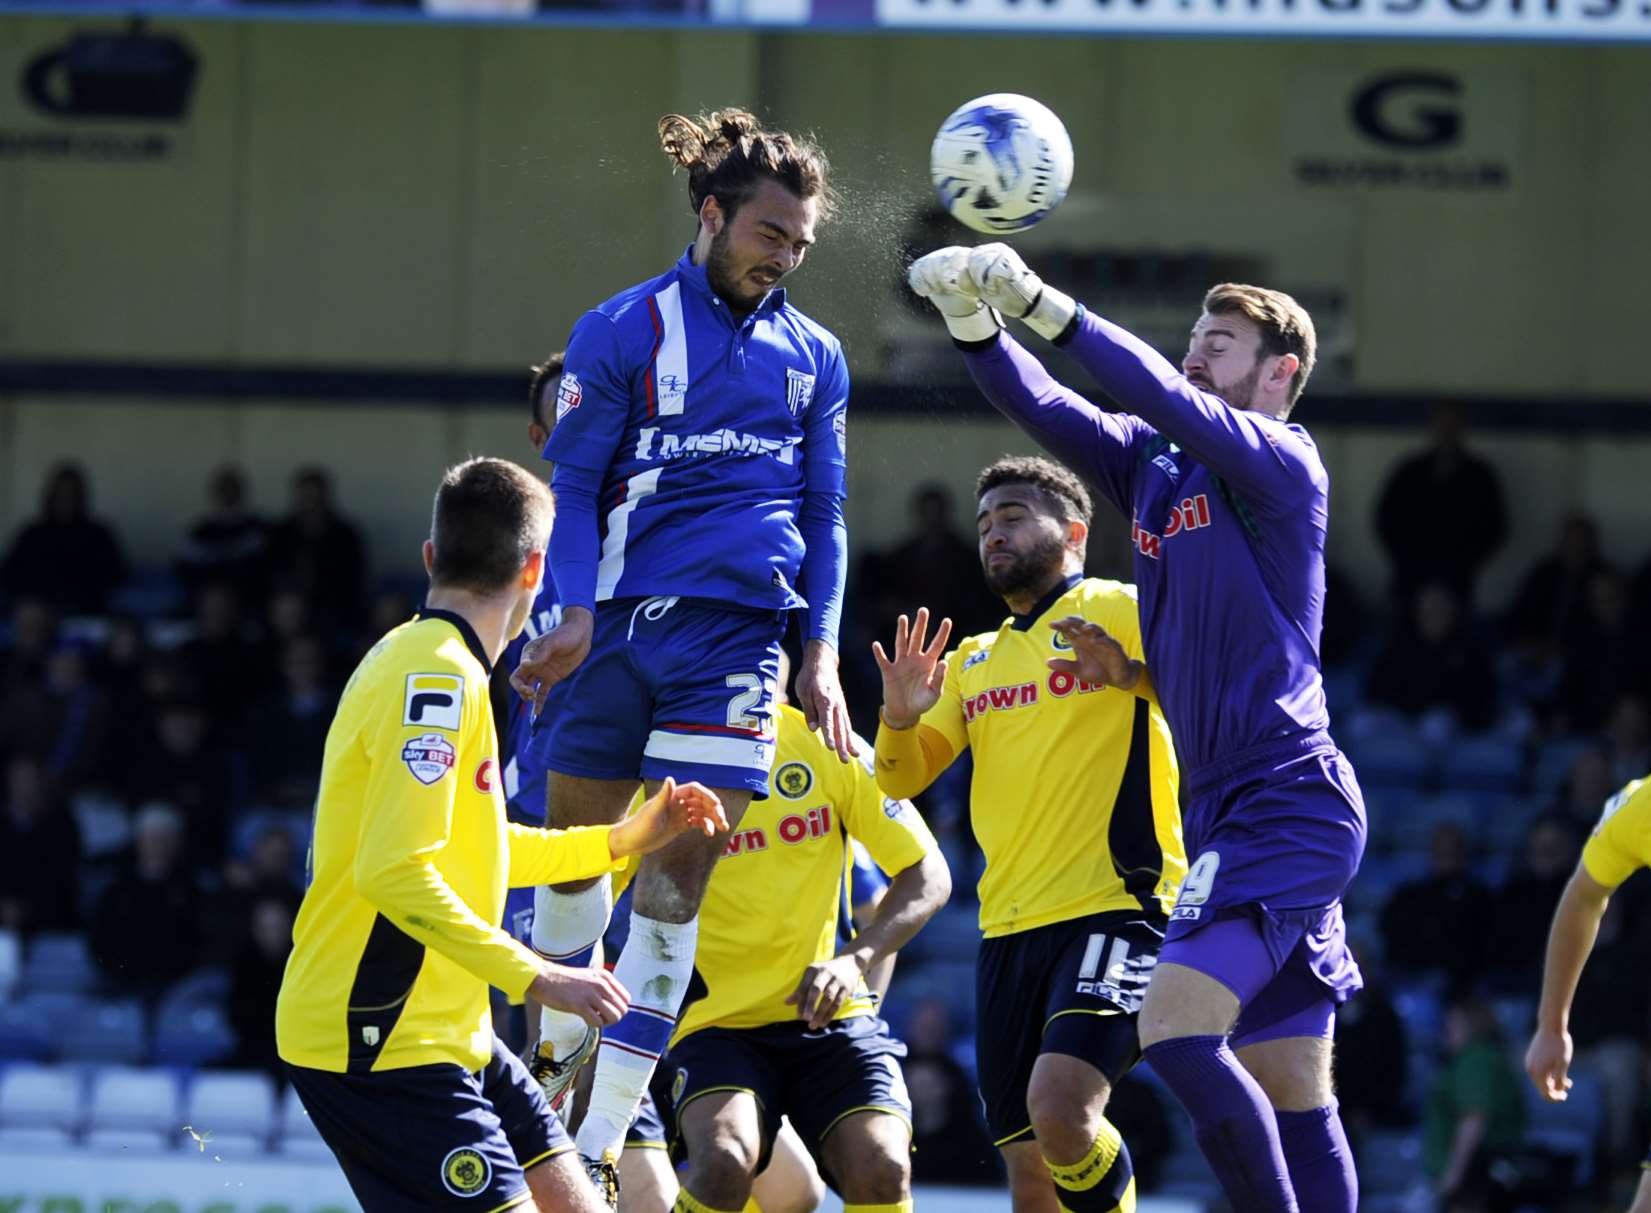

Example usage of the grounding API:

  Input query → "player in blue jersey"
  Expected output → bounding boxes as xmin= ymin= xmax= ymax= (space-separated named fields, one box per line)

xmin=510 ymin=108 xmax=853 ymax=1203
xmin=907 ymin=245 xmax=1364 ymax=1213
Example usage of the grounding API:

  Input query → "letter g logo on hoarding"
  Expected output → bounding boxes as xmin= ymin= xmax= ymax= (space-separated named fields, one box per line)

xmin=1351 ymin=71 xmax=1462 ymax=149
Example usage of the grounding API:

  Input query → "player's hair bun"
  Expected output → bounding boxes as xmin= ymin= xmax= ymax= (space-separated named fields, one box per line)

xmin=658 ymin=108 xmax=760 ymax=172
xmin=656 ymin=107 xmax=833 ymax=222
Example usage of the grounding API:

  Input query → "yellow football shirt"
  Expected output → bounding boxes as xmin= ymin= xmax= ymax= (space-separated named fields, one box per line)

xmin=876 ymin=576 xmax=1184 ymax=938
xmin=276 ymin=608 xmax=622 ymax=1075
xmin=670 ymin=703 xmax=937 ymax=1042
xmin=1581 ymin=776 xmax=1651 ymax=889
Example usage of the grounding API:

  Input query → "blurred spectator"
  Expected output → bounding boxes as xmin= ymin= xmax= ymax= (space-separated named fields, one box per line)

xmin=242 ymin=635 xmax=334 ymax=808
xmin=0 ymin=753 xmax=82 ymax=933
xmin=205 ymin=820 xmax=304 ymax=963
xmin=96 ymin=617 xmax=152 ymax=722
xmin=1364 ymin=584 xmax=1499 ymax=737
xmin=267 ymin=467 xmax=366 ymax=633
xmin=1550 ymin=746 xmax=1619 ymax=832
xmin=176 ymin=465 xmax=268 ymax=602
xmin=1605 ymin=692 xmax=1651 ymax=788
xmin=859 ymin=482 xmax=1000 ymax=643
xmin=89 ymin=803 xmax=200 ymax=998
xmin=0 ymin=640 xmax=111 ymax=792
xmin=177 ymin=582 xmax=269 ymax=723
xmin=1554 ymin=570 xmax=1651 ymax=734
xmin=125 ymin=697 xmax=236 ymax=866
xmin=0 ymin=597 xmax=55 ymax=690
xmin=1486 ymin=816 xmax=1580 ymax=988
xmin=901 ymin=997 xmax=1000 ymax=1186
xmin=367 ymin=588 xmax=415 ymax=639
xmin=1506 ymin=513 xmax=1611 ymax=649
xmin=226 ymin=895 xmax=295 ymax=1076
xmin=1334 ymin=940 xmax=1411 ymax=1138
xmin=0 ymin=462 xmax=127 ymax=615
xmin=1320 ymin=562 xmax=1370 ymax=669
xmin=1423 ymin=994 xmax=1528 ymax=1212
xmin=1375 ymin=404 xmax=1507 ymax=607
xmin=1380 ymin=822 xmax=1494 ymax=988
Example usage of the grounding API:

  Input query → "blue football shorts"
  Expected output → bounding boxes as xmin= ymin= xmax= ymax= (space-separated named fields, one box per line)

xmin=538 ymin=596 xmax=784 ymax=796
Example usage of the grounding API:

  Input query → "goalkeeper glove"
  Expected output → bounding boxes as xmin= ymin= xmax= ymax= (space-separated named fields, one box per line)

xmin=907 ymin=248 xmax=1002 ymax=344
xmin=966 ymin=244 xmax=1077 ymax=342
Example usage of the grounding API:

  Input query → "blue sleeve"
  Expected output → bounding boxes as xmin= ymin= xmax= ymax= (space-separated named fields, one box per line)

xmin=548 ymin=463 xmax=602 ymax=613
xmin=960 ymin=331 xmax=1149 ymax=519
xmin=1055 ymin=308 xmax=1324 ymax=515
xmin=798 ymin=346 xmax=849 ymax=647
xmin=542 ymin=311 xmax=632 ymax=474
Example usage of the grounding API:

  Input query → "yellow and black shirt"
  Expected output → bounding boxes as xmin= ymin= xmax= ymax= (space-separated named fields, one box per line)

xmin=276 ymin=609 xmax=621 ymax=1075
xmin=875 ymin=575 xmax=1184 ymax=938
xmin=1581 ymin=775 xmax=1651 ymax=890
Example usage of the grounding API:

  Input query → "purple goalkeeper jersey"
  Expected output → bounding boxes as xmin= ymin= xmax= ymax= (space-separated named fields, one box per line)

xmin=963 ymin=309 xmax=1332 ymax=774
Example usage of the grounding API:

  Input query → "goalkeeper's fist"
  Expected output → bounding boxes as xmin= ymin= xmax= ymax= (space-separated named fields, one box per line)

xmin=967 ymin=244 xmax=1077 ymax=342
xmin=908 ymin=248 xmax=1000 ymax=344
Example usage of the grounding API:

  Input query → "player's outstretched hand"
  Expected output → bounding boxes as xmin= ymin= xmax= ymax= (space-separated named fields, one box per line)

xmin=873 ymin=608 xmax=953 ymax=731
xmin=510 ymin=607 xmax=594 ymax=715
xmin=785 ymin=954 xmax=864 ymax=1030
xmin=908 ymin=248 xmax=1000 ymax=344
xmin=609 ymin=777 xmax=729 ymax=858
xmin=528 ymin=963 xmax=629 ymax=1029
xmin=1524 ymin=1026 xmax=1574 ymax=1102
xmin=797 ymin=639 xmax=858 ymax=764
xmin=1048 ymin=616 xmax=1142 ymax=691
xmin=968 ymin=244 xmax=1077 ymax=341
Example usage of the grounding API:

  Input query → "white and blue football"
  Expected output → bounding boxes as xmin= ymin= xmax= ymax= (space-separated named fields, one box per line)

xmin=930 ymin=93 xmax=1074 ymax=234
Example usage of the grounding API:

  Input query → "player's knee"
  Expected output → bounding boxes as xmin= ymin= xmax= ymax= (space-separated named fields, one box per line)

xmin=835 ymin=1137 xmax=909 ymax=1204
xmin=687 ymin=1133 xmax=760 ymax=1207
xmin=1028 ymin=1087 xmax=1104 ymax=1163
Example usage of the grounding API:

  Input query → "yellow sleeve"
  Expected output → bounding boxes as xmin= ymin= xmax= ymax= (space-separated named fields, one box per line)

xmin=873 ymin=644 xmax=968 ymax=799
xmin=841 ymin=747 xmax=937 ymax=879
xmin=1581 ymin=779 xmax=1651 ymax=890
xmin=351 ymin=677 xmax=541 ymax=999
xmin=507 ymin=823 xmax=624 ymax=888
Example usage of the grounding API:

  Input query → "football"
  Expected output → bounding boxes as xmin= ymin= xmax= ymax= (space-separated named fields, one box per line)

xmin=930 ymin=93 xmax=1074 ymax=234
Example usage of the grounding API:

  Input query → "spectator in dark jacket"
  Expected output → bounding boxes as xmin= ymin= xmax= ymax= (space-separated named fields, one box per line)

xmin=1486 ymin=815 xmax=1580 ymax=988
xmin=1365 ymin=584 xmax=1500 ymax=736
xmin=1374 ymin=404 xmax=1507 ymax=608
xmin=1380 ymin=822 xmax=1494 ymax=988
xmin=90 ymin=802 xmax=199 ymax=998
xmin=266 ymin=468 xmax=366 ymax=634
xmin=0 ymin=753 xmax=82 ymax=933
xmin=176 ymin=465 xmax=268 ymax=603
xmin=242 ymin=634 xmax=334 ymax=808
xmin=0 ymin=463 xmax=126 ymax=615
xmin=226 ymin=895 xmax=296 ymax=1076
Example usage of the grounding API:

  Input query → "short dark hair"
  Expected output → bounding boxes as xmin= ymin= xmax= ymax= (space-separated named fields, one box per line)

xmin=975 ymin=455 xmax=1093 ymax=526
xmin=659 ymin=108 xmax=835 ymax=224
xmin=528 ymin=351 xmax=566 ymax=429
xmin=429 ymin=458 xmax=554 ymax=595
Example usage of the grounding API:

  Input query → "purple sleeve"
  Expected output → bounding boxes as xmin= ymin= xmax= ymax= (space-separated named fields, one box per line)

xmin=960 ymin=332 xmax=1148 ymax=517
xmin=1056 ymin=308 xmax=1323 ymax=514
xmin=548 ymin=462 xmax=601 ymax=613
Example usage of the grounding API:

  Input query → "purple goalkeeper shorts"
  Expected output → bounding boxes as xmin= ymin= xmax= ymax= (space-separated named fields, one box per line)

xmin=1162 ymin=729 xmax=1366 ymax=1032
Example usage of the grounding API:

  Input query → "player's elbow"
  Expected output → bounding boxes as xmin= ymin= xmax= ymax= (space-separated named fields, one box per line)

xmin=910 ymin=849 xmax=953 ymax=917
xmin=352 ymin=854 xmax=411 ymax=912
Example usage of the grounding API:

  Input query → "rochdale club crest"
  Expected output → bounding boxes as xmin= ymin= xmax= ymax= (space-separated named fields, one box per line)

xmin=402 ymin=733 xmax=457 ymax=785
xmin=441 ymin=1146 xmax=492 ymax=1198
xmin=774 ymin=761 xmax=814 ymax=800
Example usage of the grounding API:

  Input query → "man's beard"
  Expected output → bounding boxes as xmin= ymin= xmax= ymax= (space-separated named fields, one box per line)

xmin=1203 ymin=361 xmax=1264 ymax=409
xmin=982 ymin=533 xmax=1066 ymax=598
xmin=705 ymin=228 xmax=765 ymax=310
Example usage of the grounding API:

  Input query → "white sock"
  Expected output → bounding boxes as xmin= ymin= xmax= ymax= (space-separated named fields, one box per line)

xmin=574 ymin=913 xmax=698 ymax=1160
xmin=530 ymin=878 xmax=613 ymax=1060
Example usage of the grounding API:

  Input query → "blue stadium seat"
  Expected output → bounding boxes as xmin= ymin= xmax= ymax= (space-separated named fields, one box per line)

xmin=70 ymin=793 xmax=132 ymax=858
xmin=0 ymin=1063 xmax=82 ymax=1133
xmin=86 ymin=1067 xmax=180 ymax=1137
xmin=107 ymin=566 xmax=186 ymax=620
xmin=185 ymin=1071 xmax=277 ymax=1141
xmin=899 ymin=904 xmax=980 ymax=965
xmin=1438 ymin=735 xmax=1527 ymax=795
xmin=1384 ymin=793 xmax=1479 ymax=855
xmin=58 ymin=1000 xmax=148 ymax=1065
xmin=1531 ymin=736 xmax=1597 ymax=795
xmin=0 ymin=993 xmax=91 ymax=1061
xmin=1479 ymin=795 xmax=1545 ymax=854
xmin=0 ymin=929 xmax=18 ymax=1002
xmin=229 ymin=810 xmax=311 ymax=866
xmin=1348 ymin=734 xmax=1435 ymax=794
xmin=152 ymin=1002 xmax=237 ymax=1068
xmin=22 ymin=933 xmax=99 ymax=996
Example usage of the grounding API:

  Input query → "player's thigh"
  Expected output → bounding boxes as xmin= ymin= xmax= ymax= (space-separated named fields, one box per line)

xmin=526 ymin=1150 xmax=608 ymax=1213
xmin=631 ymin=783 xmax=755 ymax=922
xmin=1138 ymin=961 xmax=1242 ymax=1048
xmin=819 ymin=1109 xmax=912 ymax=1205
xmin=999 ymin=1140 xmax=1063 ymax=1213
xmin=286 ymin=1059 xmax=533 ymax=1211
xmin=751 ymin=1119 xmax=825 ymax=1213
xmin=616 ymin=1144 xmax=677 ymax=1213
xmin=544 ymin=771 xmax=641 ymax=892
xmin=975 ymin=928 xmax=1059 ymax=1149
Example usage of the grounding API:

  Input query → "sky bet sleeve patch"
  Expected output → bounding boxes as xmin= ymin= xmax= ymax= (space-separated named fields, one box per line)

xmin=402 ymin=733 xmax=457 ymax=785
